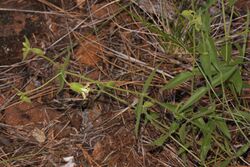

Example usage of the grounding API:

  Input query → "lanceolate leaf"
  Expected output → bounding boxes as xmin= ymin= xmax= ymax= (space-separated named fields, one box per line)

xmin=143 ymin=101 xmax=154 ymax=108
xmin=153 ymin=122 xmax=179 ymax=146
xmin=178 ymin=65 xmax=237 ymax=112
xmin=104 ymin=81 xmax=116 ymax=87
xmin=145 ymin=111 xmax=159 ymax=124
xmin=179 ymin=87 xmax=208 ymax=112
xmin=162 ymin=102 xmax=178 ymax=113
xmin=32 ymin=48 xmax=44 ymax=55
xmin=200 ymin=120 xmax=215 ymax=164
xmin=191 ymin=105 xmax=215 ymax=121
xmin=161 ymin=71 xmax=194 ymax=91
xmin=23 ymin=36 xmax=30 ymax=48
xmin=235 ymin=143 xmax=250 ymax=157
xmin=200 ymin=51 xmax=212 ymax=80
xmin=229 ymin=68 xmax=243 ymax=94
xmin=179 ymin=123 xmax=187 ymax=143
xmin=193 ymin=118 xmax=206 ymax=133
xmin=22 ymin=36 xmax=31 ymax=60
xmin=153 ymin=133 xmax=169 ymax=147
xmin=215 ymin=119 xmax=231 ymax=140
xmin=211 ymin=66 xmax=237 ymax=87
xmin=206 ymin=37 xmax=220 ymax=71
xmin=135 ymin=66 xmax=158 ymax=136
xmin=235 ymin=43 xmax=244 ymax=62
xmin=200 ymin=133 xmax=212 ymax=164
xmin=201 ymin=11 xmax=211 ymax=33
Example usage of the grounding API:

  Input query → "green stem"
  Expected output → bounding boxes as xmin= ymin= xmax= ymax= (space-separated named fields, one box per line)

xmin=25 ymin=73 xmax=61 ymax=95
xmin=36 ymin=53 xmax=56 ymax=65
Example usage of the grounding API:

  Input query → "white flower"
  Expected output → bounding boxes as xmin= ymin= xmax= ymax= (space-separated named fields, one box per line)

xmin=80 ymin=83 xmax=90 ymax=100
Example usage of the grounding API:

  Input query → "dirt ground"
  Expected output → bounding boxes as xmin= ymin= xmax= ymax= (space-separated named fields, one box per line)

xmin=0 ymin=1 xmax=183 ymax=166
xmin=0 ymin=0 xmax=249 ymax=167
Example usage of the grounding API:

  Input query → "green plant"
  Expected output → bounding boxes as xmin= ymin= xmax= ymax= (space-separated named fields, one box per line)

xmin=130 ymin=1 xmax=250 ymax=166
xmin=22 ymin=36 xmax=56 ymax=65
xmin=20 ymin=37 xmax=128 ymax=104
xmin=19 ymin=37 xmax=92 ymax=103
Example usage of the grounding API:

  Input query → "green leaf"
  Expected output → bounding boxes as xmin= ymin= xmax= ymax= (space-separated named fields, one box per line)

xmin=179 ymin=123 xmax=187 ymax=143
xmin=201 ymin=11 xmax=211 ymax=33
xmin=199 ymin=35 xmax=221 ymax=80
xmin=211 ymin=66 xmax=237 ymax=87
xmin=23 ymin=36 xmax=30 ymax=48
xmin=143 ymin=101 xmax=154 ymax=108
xmin=228 ymin=0 xmax=237 ymax=7
xmin=200 ymin=120 xmax=215 ymax=164
xmin=193 ymin=118 xmax=206 ymax=133
xmin=153 ymin=122 xmax=179 ymax=146
xmin=220 ymin=159 xmax=231 ymax=167
xmin=161 ymin=71 xmax=194 ymax=91
xmin=235 ymin=143 xmax=250 ymax=157
xmin=200 ymin=51 xmax=212 ymax=80
xmin=22 ymin=42 xmax=28 ymax=48
xmin=206 ymin=37 xmax=220 ymax=70
xmin=200 ymin=133 xmax=212 ymax=164
xmin=69 ymin=82 xmax=85 ymax=94
xmin=178 ymin=66 xmax=237 ymax=113
xmin=135 ymin=66 xmax=158 ymax=136
xmin=104 ymin=81 xmax=116 ymax=87
xmin=179 ymin=87 xmax=208 ymax=112
xmin=224 ymin=139 xmax=233 ymax=154
xmin=216 ymin=119 xmax=231 ymax=140
xmin=18 ymin=93 xmax=32 ymax=103
xmin=153 ymin=134 xmax=168 ymax=147
xmin=162 ymin=102 xmax=178 ymax=113
xmin=22 ymin=36 xmax=31 ymax=60
xmin=234 ymin=43 xmax=244 ymax=61
xmin=22 ymin=49 xmax=30 ymax=60
xmin=142 ymin=101 xmax=154 ymax=120
xmin=32 ymin=48 xmax=44 ymax=55
xmin=191 ymin=105 xmax=215 ymax=121
xmin=229 ymin=68 xmax=243 ymax=94
xmin=145 ymin=111 xmax=159 ymax=124
xmin=149 ymin=112 xmax=159 ymax=120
